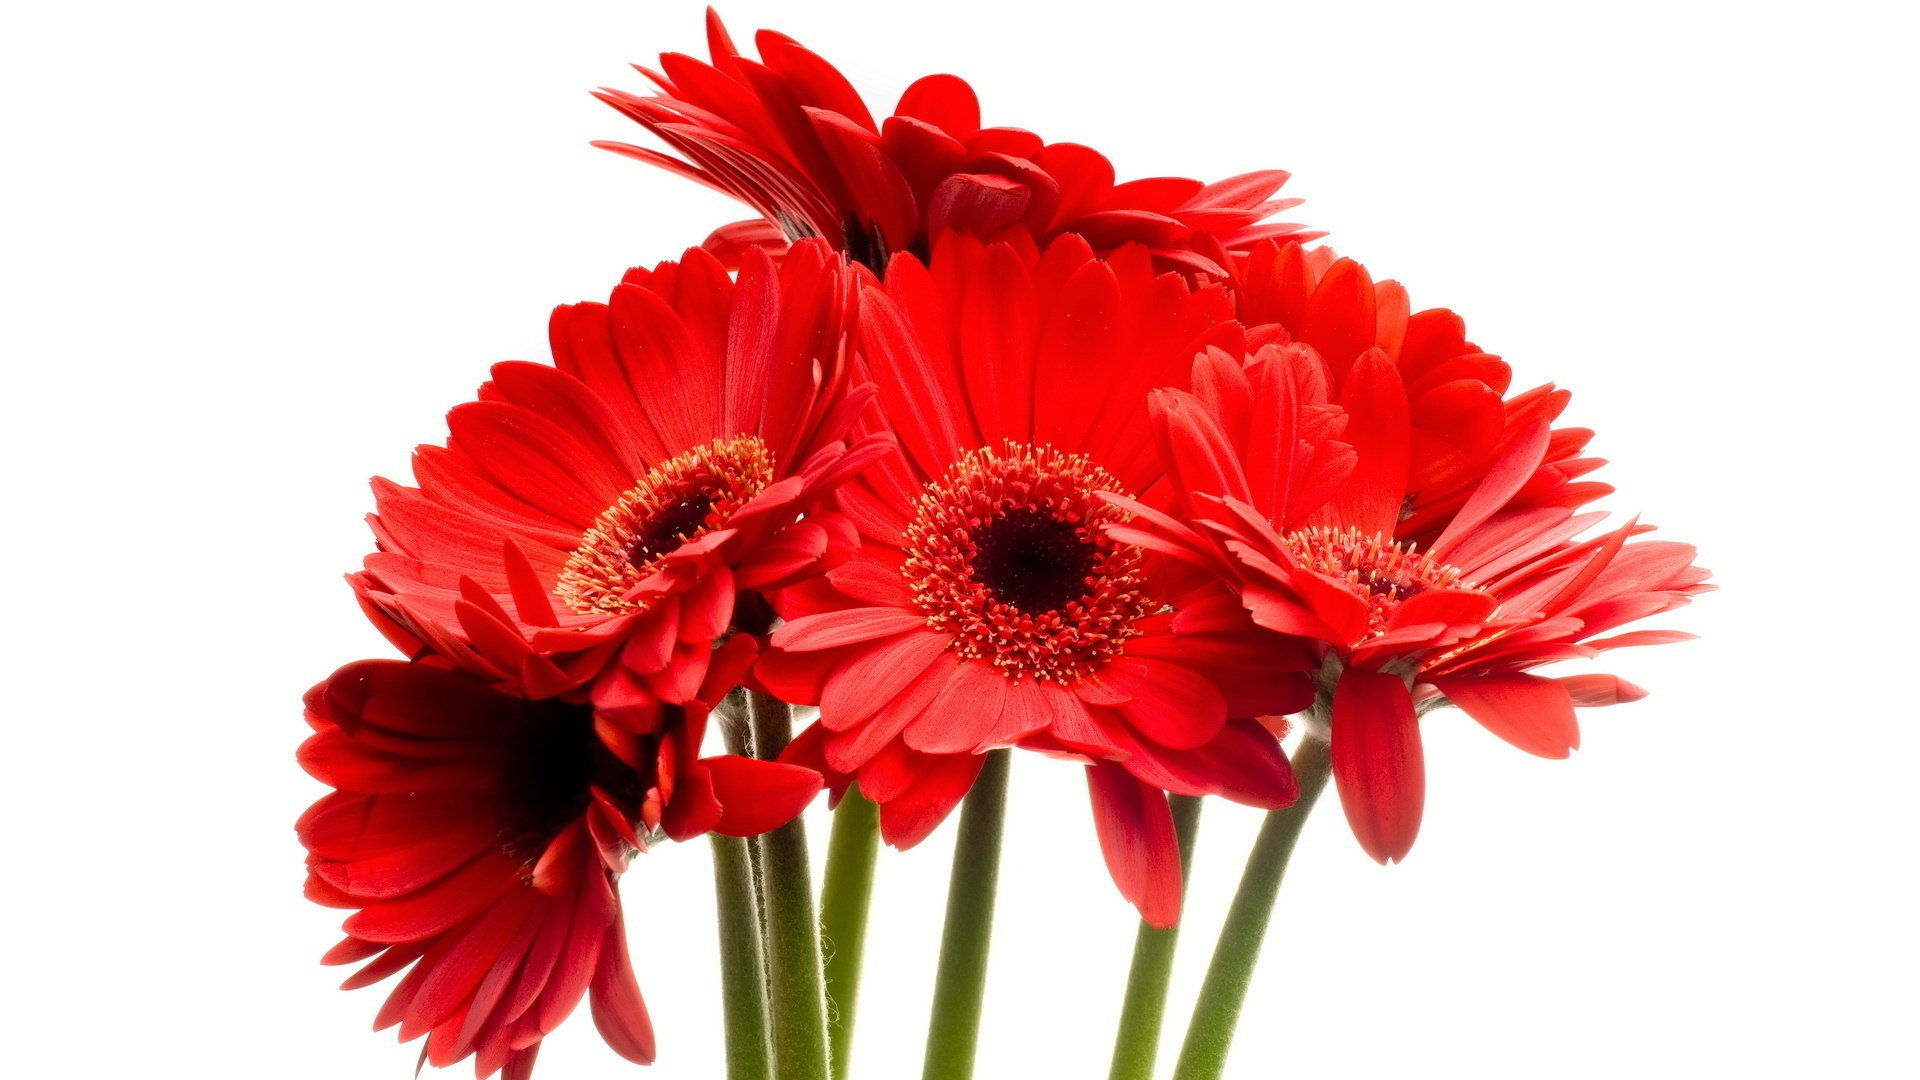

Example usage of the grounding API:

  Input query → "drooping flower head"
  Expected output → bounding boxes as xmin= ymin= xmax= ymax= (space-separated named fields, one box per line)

xmin=759 ymin=232 xmax=1310 ymax=927
xmin=593 ymin=11 xmax=1316 ymax=276
xmin=297 ymin=641 xmax=820 ymax=1078
xmin=1127 ymin=300 xmax=1710 ymax=865
xmin=354 ymin=240 xmax=891 ymax=717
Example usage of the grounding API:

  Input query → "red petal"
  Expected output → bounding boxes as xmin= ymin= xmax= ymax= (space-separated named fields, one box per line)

xmin=1086 ymin=764 xmax=1182 ymax=929
xmin=1558 ymin=673 xmax=1648 ymax=707
xmin=970 ymin=674 xmax=1063 ymax=751
xmin=312 ymin=823 xmax=494 ymax=900
xmin=659 ymin=755 xmax=721 ymax=842
xmin=1299 ymin=258 xmax=1377 ymax=377
xmin=1433 ymin=673 xmax=1580 ymax=758
xmin=1330 ymin=669 xmax=1424 ymax=865
xmin=895 ymin=72 xmax=981 ymax=132
xmin=1315 ymin=350 xmax=1409 ymax=538
xmin=403 ymin=887 xmax=540 ymax=1040
xmin=1149 ymin=388 xmax=1253 ymax=506
xmin=345 ymin=854 xmax=516 ymax=943
xmin=1103 ymin=658 xmax=1227 ymax=751
xmin=824 ymin=650 xmax=964 ymax=772
xmin=752 ymin=644 xmax=840 ymax=705
xmin=704 ymin=756 xmax=824 ymax=837
xmin=504 ymin=1046 xmax=541 ymax=1080
xmin=903 ymin=659 xmax=1010 ymax=754
xmin=772 ymin=607 xmax=929 ymax=651
xmin=1427 ymin=421 xmax=1552 ymax=562
xmin=590 ymin=906 xmax=656 ymax=1064
xmin=818 ymin=630 xmax=953 ymax=732
xmin=928 ymin=172 xmax=1032 ymax=237
xmin=534 ymin=874 xmax=615 ymax=1034
xmin=875 ymin=752 xmax=986 ymax=849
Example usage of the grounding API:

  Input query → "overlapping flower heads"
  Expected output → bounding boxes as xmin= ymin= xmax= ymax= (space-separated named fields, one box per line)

xmin=759 ymin=233 xmax=1307 ymax=927
xmin=299 ymin=12 xmax=1706 ymax=1076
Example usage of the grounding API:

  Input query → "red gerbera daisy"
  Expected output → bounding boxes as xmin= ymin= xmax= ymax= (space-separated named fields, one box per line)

xmin=1227 ymin=240 xmax=1611 ymax=541
xmin=353 ymin=240 xmax=890 ymax=717
xmin=298 ymin=639 xmax=820 ymax=1078
xmin=593 ymin=11 xmax=1316 ymax=276
xmin=757 ymin=232 xmax=1308 ymax=927
xmin=1124 ymin=341 xmax=1710 ymax=864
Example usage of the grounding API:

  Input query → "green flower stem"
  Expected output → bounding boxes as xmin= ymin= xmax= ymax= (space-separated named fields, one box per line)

xmin=820 ymin=786 xmax=882 ymax=1080
xmin=711 ymin=832 xmax=774 ymax=1080
xmin=1171 ymin=735 xmax=1334 ymax=1080
xmin=921 ymin=749 xmax=1012 ymax=1080
xmin=711 ymin=691 xmax=773 ymax=1080
xmin=747 ymin=690 xmax=832 ymax=1080
xmin=1107 ymin=793 xmax=1205 ymax=1080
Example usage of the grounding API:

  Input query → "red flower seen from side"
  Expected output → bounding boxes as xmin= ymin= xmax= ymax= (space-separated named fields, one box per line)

xmin=353 ymin=240 xmax=890 ymax=718
xmin=759 ymin=232 xmax=1309 ymax=927
xmin=1126 ymin=339 xmax=1710 ymax=864
xmin=297 ymin=641 xmax=821 ymax=1078
xmin=594 ymin=11 xmax=1316 ymax=276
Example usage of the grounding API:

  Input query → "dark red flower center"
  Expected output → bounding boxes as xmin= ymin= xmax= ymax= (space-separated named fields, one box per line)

xmin=1280 ymin=525 xmax=1482 ymax=637
xmin=556 ymin=435 xmax=774 ymax=615
xmin=970 ymin=507 xmax=1100 ymax=613
xmin=901 ymin=442 xmax=1152 ymax=683
xmin=628 ymin=493 xmax=717 ymax=567
xmin=495 ymin=701 xmax=648 ymax=865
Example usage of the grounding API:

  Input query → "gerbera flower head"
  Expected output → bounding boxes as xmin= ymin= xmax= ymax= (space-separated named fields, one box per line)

xmin=1228 ymin=240 xmax=1612 ymax=541
xmin=1129 ymin=333 xmax=1710 ymax=866
xmin=592 ymin=10 xmax=1317 ymax=276
xmin=758 ymin=232 xmax=1310 ymax=927
xmin=297 ymin=640 xmax=821 ymax=1077
xmin=353 ymin=240 xmax=891 ymax=716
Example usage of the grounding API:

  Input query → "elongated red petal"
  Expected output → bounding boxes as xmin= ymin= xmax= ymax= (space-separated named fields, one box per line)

xmin=1330 ymin=669 xmax=1424 ymax=864
xmin=1558 ymin=673 xmax=1648 ymax=706
xmin=1433 ymin=673 xmax=1580 ymax=758
xmin=1086 ymin=764 xmax=1183 ymax=929
xmin=772 ymin=607 xmax=929 ymax=651
xmin=590 ymin=907 xmax=656 ymax=1064
xmin=1317 ymin=350 xmax=1410 ymax=538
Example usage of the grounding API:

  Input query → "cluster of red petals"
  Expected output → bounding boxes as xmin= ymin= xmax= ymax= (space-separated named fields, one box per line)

xmin=298 ymin=641 xmax=819 ymax=1077
xmin=1129 ymin=316 xmax=1710 ymax=865
xmin=302 ymin=13 xmax=1712 ymax=1073
xmin=1226 ymin=240 xmax=1612 ymax=542
xmin=354 ymin=240 xmax=891 ymax=718
xmin=594 ymin=10 xmax=1316 ymax=276
xmin=759 ymin=233 xmax=1309 ymax=928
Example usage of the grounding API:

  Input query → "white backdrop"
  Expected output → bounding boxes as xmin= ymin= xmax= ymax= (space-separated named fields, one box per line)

xmin=5 ymin=2 xmax=1914 ymax=1077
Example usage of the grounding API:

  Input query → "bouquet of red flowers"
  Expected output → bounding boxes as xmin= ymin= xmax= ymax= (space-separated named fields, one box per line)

xmin=297 ymin=13 xmax=1707 ymax=1079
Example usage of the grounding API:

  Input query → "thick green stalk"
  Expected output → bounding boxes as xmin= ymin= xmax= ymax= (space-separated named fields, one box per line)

xmin=711 ymin=833 xmax=774 ymax=1080
xmin=1107 ymin=793 xmax=1205 ymax=1080
xmin=711 ymin=690 xmax=773 ymax=1080
xmin=820 ymin=786 xmax=882 ymax=1079
xmin=921 ymin=750 xmax=1012 ymax=1080
xmin=1171 ymin=736 xmax=1334 ymax=1080
xmin=747 ymin=690 xmax=832 ymax=1080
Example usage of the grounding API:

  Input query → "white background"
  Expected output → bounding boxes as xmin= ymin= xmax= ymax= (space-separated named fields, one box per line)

xmin=5 ymin=1 xmax=1915 ymax=1077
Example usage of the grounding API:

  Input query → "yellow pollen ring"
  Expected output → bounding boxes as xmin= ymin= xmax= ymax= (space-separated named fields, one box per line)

xmin=1279 ymin=525 xmax=1482 ymax=637
xmin=554 ymin=435 xmax=774 ymax=616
